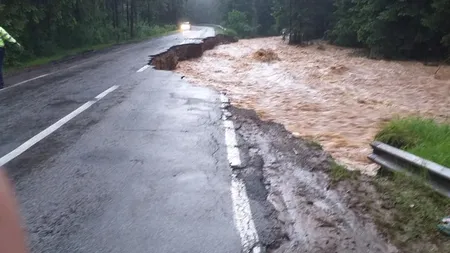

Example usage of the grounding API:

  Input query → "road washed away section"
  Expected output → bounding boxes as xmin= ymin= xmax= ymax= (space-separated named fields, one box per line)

xmin=176 ymin=37 xmax=450 ymax=174
xmin=146 ymin=34 xmax=399 ymax=252
xmin=149 ymin=34 xmax=237 ymax=70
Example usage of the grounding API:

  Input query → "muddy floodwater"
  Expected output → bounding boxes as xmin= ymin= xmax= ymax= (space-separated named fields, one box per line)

xmin=177 ymin=37 xmax=450 ymax=174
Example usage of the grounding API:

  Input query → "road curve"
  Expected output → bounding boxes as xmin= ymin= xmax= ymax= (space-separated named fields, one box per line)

xmin=0 ymin=26 xmax=248 ymax=253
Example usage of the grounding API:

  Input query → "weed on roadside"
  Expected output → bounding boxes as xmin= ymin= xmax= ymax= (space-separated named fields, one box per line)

xmin=372 ymin=171 xmax=450 ymax=252
xmin=329 ymin=161 xmax=360 ymax=183
xmin=306 ymin=140 xmax=323 ymax=150
xmin=376 ymin=117 xmax=450 ymax=168
xmin=372 ymin=117 xmax=450 ymax=251
xmin=326 ymin=157 xmax=450 ymax=252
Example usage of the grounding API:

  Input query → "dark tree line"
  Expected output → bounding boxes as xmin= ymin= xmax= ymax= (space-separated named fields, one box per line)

xmin=2 ymin=0 xmax=450 ymax=63
xmin=0 ymin=0 xmax=186 ymax=65
xmin=220 ymin=0 xmax=450 ymax=59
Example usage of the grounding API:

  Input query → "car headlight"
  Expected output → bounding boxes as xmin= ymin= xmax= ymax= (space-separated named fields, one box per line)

xmin=180 ymin=24 xmax=191 ymax=31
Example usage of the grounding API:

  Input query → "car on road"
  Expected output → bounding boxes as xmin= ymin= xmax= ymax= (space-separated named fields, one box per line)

xmin=180 ymin=22 xmax=191 ymax=31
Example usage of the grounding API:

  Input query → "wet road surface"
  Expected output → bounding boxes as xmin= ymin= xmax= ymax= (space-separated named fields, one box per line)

xmin=0 ymin=28 xmax=400 ymax=253
xmin=0 ymin=27 xmax=251 ymax=252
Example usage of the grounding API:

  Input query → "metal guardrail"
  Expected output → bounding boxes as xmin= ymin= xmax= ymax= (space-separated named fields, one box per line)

xmin=368 ymin=141 xmax=450 ymax=198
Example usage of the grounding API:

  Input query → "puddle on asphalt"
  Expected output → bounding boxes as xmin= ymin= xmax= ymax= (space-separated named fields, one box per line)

xmin=176 ymin=37 xmax=450 ymax=174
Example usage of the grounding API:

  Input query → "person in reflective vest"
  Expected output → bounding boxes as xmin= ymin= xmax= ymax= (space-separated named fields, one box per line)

xmin=0 ymin=27 xmax=22 ymax=89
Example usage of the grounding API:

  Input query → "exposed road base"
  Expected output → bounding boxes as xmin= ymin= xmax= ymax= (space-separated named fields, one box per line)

xmin=149 ymin=34 xmax=237 ymax=70
xmin=230 ymin=107 xmax=397 ymax=253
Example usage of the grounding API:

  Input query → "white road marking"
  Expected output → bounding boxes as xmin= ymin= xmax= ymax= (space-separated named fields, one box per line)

xmin=224 ymin=123 xmax=241 ymax=168
xmin=0 ymin=32 xmax=180 ymax=92
xmin=221 ymin=94 xmax=261 ymax=253
xmin=231 ymin=175 xmax=261 ymax=253
xmin=137 ymin=65 xmax=150 ymax=73
xmin=2 ymin=60 xmax=91 ymax=92
xmin=0 ymin=85 xmax=119 ymax=167
xmin=13 ymin=74 xmax=50 ymax=86
xmin=95 ymin=85 xmax=119 ymax=99
xmin=220 ymin=94 xmax=230 ymax=104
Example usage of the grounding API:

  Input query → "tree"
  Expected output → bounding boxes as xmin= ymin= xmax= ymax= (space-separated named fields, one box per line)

xmin=224 ymin=10 xmax=254 ymax=37
xmin=0 ymin=0 xmax=187 ymax=66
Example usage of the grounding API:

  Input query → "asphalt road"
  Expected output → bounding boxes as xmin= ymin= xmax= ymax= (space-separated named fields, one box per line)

xmin=0 ymin=26 xmax=246 ymax=252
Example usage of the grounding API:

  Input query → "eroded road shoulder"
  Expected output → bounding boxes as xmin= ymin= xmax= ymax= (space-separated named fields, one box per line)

xmin=228 ymin=106 xmax=397 ymax=253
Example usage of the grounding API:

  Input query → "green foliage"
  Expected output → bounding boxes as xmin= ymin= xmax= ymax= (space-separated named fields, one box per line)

xmin=220 ymin=0 xmax=275 ymax=37
xmin=4 ymin=0 xmax=450 ymax=65
xmin=272 ymin=0 xmax=334 ymax=43
xmin=330 ymin=161 xmax=360 ymax=183
xmin=328 ymin=0 xmax=360 ymax=46
xmin=374 ymin=172 xmax=450 ymax=251
xmin=224 ymin=10 xmax=254 ymax=38
xmin=0 ymin=0 xmax=184 ymax=67
xmin=330 ymin=0 xmax=450 ymax=59
xmin=376 ymin=117 xmax=450 ymax=168
xmin=224 ymin=28 xmax=239 ymax=38
xmin=220 ymin=0 xmax=450 ymax=59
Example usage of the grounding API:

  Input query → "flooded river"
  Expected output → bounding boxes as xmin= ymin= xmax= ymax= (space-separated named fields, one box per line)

xmin=177 ymin=37 xmax=450 ymax=174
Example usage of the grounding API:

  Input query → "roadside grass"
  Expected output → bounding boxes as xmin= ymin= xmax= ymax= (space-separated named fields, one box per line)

xmin=375 ymin=117 xmax=450 ymax=167
xmin=370 ymin=117 xmax=450 ymax=251
xmin=306 ymin=139 xmax=323 ymax=151
xmin=329 ymin=161 xmax=360 ymax=183
xmin=5 ymin=25 xmax=176 ymax=75
xmin=326 ymin=116 xmax=450 ymax=251
xmin=328 ymin=160 xmax=450 ymax=252
xmin=373 ymin=172 xmax=450 ymax=251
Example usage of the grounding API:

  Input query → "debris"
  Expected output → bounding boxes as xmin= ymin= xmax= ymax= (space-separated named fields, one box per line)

xmin=252 ymin=48 xmax=280 ymax=62
xmin=329 ymin=65 xmax=349 ymax=75
xmin=438 ymin=216 xmax=450 ymax=236
xmin=292 ymin=132 xmax=301 ymax=137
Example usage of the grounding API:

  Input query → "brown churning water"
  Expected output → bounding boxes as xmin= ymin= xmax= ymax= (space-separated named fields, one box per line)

xmin=177 ymin=37 xmax=450 ymax=174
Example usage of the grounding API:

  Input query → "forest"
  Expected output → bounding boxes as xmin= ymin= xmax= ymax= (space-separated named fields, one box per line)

xmin=1 ymin=0 xmax=450 ymax=66
xmin=0 ymin=0 xmax=186 ymax=65
xmin=221 ymin=0 xmax=450 ymax=60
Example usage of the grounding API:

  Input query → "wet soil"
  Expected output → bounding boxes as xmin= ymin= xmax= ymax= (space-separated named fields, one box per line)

xmin=231 ymin=106 xmax=398 ymax=253
xmin=177 ymin=37 xmax=450 ymax=174
xmin=149 ymin=34 xmax=237 ymax=70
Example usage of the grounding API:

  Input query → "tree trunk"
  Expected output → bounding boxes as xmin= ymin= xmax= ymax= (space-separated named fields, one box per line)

xmin=126 ymin=0 xmax=130 ymax=35
xmin=130 ymin=0 xmax=135 ymax=37
xmin=113 ymin=0 xmax=119 ymax=28
xmin=252 ymin=0 xmax=258 ymax=36
xmin=147 ymin=0 xmax=151 ymax=24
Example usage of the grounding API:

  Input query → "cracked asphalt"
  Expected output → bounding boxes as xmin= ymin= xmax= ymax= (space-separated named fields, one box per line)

xmin=0 ymin=27 xmax=249 ymax=252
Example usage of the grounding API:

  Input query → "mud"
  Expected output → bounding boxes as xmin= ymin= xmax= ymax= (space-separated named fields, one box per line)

xmin=252 ymin=49 xmax=280 ymax=62
xmin=149 ymin=34 xmax=237 ymax=70
xmin=231 ymin=107 xmax=397 ymax=253
xmin=176 ymin=37 xmax=450 ymax=174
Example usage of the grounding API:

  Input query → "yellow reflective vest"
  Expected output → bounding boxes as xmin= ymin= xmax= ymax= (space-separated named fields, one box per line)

xmin=0 ymin=27 xmax=17 ymax=48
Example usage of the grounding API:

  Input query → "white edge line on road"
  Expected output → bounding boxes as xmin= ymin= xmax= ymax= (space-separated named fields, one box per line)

xmin=3 ymin=32 xmax=181 ymax=91
xmin=221 ymin=95 xmax=261 ymax=253
xmin=0 ymin=85 xmax=119 ymax=167
xmin=4 ymin=29 xmax=197 ymax=92
xmin=14 ymin=74 xmax=50 ymax=86
xmin=137 ymin=65 xmax=150 ymax=73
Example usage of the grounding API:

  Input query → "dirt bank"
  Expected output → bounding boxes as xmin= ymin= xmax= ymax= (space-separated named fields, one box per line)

xmin=149 ymin=34 xmax=237 ymax=70
xmin=231 ymin=107 xmax=398 ymax=253
xmin=176 ymin=37 xmax=450 ymax=174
